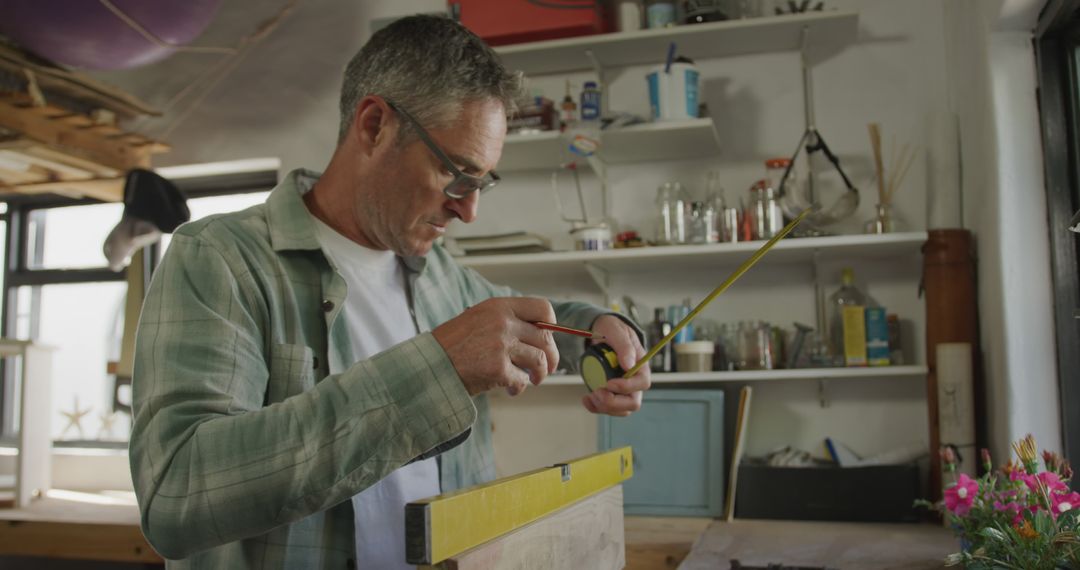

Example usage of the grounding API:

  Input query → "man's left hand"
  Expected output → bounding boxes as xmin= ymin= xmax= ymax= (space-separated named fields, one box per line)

xmin=582 ymin=315 xmax=651 ymax=417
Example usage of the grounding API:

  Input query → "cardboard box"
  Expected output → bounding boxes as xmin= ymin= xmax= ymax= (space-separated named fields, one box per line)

xmin=735 ymin=461 xmax=921 ymax=522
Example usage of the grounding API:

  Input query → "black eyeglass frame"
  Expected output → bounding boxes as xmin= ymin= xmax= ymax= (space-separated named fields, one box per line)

xmin=383 ymin=98 xmax=500 ymax=199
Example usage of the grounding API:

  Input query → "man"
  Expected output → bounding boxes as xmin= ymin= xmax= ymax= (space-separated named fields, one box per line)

xmin=129 ymin=14 xmax=650 ymax=569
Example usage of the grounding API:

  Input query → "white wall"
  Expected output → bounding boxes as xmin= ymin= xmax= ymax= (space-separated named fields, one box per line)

xmin=941 ymin=0 xmax=1062 ymax=464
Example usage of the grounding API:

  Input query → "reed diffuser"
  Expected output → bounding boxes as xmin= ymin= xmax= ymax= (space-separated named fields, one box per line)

xmin=864 ymin=122 xmax=915 ymax=234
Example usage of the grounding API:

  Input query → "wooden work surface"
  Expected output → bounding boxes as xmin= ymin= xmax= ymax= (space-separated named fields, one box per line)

xmin=0 ymin=492 xmax=704 ymax=567
xmin=679 ymin=519 xmax=957 ymax=570
xmin=0 ymin=490 xmax=162 ymax=563
xmin=625 ymin=516 xmax=714 ymax=569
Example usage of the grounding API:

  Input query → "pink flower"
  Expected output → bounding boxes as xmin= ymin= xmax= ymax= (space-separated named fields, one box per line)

xmin=1051 ymin=491 xmax=1080 ymax=517
xmin=1022 ymin=472 xmax=1069 ymax=494
xmin=945 ymin=473 xmax=979 ymax=516
xmin=993 ymin=499 xmax=1024 ymax=525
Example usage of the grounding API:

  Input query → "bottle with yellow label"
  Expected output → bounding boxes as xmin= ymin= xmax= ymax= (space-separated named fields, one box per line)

xmin=828 ymin=268 xmax=868 ymax=366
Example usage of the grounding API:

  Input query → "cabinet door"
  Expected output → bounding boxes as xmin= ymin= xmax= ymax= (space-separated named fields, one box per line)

xmin=598 ymin=389 xmax=725 ymax=516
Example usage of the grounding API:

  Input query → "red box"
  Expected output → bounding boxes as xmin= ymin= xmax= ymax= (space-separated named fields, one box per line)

xmin=451 ymin=0 xmax=611 ymax=46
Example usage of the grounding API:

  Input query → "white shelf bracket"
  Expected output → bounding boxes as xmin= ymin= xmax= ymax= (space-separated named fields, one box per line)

xmin=812 ymin=248 xmax=826 ymax=337
xmin=818 ymin=378 xmax=830 ymax=408
xmin=583 ymin=49 xmax=611 ymax=219
xmin=583 ymin=262 xmax=611 ymax=302
xmin=584 ymin=49 xmax=607 ymax=117
xmin=800 ymin=25 xmax=818 ymax=202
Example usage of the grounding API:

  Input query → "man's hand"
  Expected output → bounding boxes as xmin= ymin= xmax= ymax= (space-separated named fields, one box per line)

xmin=432 ymin=297 xmax=559 ymax=397
xmin=582 ymin=315 xmax=651 ymax=417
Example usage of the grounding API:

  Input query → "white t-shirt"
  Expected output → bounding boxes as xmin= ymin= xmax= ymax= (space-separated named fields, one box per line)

xmin=311 ymin=216 xmax=440 ymax=570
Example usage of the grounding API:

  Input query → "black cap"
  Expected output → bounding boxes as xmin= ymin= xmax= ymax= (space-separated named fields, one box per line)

xmin=123 ymin=169 xmax=190 ymax=233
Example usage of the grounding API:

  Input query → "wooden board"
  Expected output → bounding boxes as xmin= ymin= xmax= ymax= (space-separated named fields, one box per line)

xmin=0 ymin=93 xmax=167 ymax=201
xmin=623 ymin=516 xmax=711 ymax=570
xmin=0 ymin=98 xmax=162 ymax=172
xmin=0 ymin=43 xmax=161 ymax=120
xmin=406 ymin=447 xmax=633 ymax=565
xmin=423 ymin=486 xmax=625 ymax=570
xmin=678 ymin=519 xmax=956 ymax=569
xmin=0 ymin=520 xmax=160 ymax=563
xmin=0 ymin=488 xmax=159 ymax=562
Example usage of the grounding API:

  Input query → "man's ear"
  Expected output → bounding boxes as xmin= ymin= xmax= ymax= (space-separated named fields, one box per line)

xmin=351 ymin=97 xmax=394 ymax=155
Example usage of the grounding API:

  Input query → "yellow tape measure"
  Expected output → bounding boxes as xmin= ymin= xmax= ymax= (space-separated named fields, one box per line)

xmin=579 ymin=208 xmax=813 ymax=391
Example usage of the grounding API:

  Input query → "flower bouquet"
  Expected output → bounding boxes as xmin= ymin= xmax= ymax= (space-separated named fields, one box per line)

xmin=916 ymin=435 xmax=1080 ymax=569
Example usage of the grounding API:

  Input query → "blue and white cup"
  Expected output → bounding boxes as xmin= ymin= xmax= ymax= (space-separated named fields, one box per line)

xmin=646 ymin=62 xmax=700 ymax=121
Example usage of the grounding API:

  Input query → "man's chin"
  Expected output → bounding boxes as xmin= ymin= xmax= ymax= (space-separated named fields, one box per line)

xmin=397 ymin=239 xmax=435 ymax=258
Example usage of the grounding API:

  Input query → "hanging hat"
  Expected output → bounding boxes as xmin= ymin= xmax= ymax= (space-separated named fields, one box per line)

xmin=103 ymin=169 xmax=190 ymax=271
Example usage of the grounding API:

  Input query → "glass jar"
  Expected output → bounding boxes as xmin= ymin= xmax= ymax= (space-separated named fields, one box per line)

xmin=749 ymin=180 xmax=783 ymax=240
xmin=654 ymin=182 xmax=690 ymax=244
xmin=863 ymin=203 xmax=907 ymax=234
xmin=645 ymin=0 xmax=677 ymax=28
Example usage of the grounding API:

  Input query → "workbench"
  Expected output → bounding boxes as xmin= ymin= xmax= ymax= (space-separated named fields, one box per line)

xmin=0 ymin=490 xmax=708 ymax=568
xmin=0 ymin=490 xmax=160 ymax=564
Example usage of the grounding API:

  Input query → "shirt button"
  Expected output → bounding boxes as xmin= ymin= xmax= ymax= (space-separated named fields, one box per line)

xmin=321 ymin=299 xmax=335 ymax=312
xmin=345 ymin=558 xmax=356 ymax=570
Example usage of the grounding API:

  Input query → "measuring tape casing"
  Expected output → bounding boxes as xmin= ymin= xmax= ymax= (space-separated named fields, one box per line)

xmin=579 ymin=343 xmax=625 ymax=392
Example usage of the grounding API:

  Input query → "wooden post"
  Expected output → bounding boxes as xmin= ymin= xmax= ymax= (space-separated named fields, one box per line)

xmin=922 ymin=229 xmax=981 ymax=501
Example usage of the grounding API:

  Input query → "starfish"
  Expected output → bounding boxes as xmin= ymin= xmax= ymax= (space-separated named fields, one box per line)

xmin=97 ymin=411 xmax=120 ymax=440
xmin=59 ymin=396 xmax=91 ymax=439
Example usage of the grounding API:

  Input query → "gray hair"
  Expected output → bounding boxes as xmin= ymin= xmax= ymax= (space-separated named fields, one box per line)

xmin=338 ymin=15 xmax=525 ymax=143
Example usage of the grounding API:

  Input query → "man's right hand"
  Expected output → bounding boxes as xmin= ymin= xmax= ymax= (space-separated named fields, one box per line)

xmin=432 ymin=297 xmax=560 ymax=397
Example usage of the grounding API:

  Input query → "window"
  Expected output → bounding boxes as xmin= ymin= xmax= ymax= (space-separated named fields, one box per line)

xmin=0 ymin=162 xmax=278 ymax=447
xmin=1036 ymin=2 xmax=1080 ymax=488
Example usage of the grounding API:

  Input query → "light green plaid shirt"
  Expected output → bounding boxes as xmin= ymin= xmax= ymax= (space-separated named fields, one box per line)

xmin=130 ymin=169 xmax=617 ymax=568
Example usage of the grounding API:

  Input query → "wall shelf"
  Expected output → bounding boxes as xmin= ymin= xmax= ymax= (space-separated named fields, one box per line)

xmin=494 ymin=11 xmax=859 ymax=76
xmin=500 ymin=118 xmax=720 ymax=171
xmin=457 ymin=232 xmax=928 ymax=291
xmin=541 ymin=365 xmax=929 ymax=386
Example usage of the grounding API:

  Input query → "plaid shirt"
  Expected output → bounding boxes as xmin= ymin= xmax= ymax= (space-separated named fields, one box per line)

xmin=130 ymin=169 xmax=614 ymax=568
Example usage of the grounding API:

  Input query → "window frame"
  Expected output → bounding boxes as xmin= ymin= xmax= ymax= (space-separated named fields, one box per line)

xmin=1036 ymin=0 xmax=1080 ymax=486
xmin=0 ymin=167 xmax=278 ymax=447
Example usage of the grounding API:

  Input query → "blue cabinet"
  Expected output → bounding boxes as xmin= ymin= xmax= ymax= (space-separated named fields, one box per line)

xmin=598 ymin=389 xmax=725 ymax=516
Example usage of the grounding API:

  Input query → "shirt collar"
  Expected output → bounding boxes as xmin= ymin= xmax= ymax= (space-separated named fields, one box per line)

xmin=266 ymin=168 xmax=428 ymax=274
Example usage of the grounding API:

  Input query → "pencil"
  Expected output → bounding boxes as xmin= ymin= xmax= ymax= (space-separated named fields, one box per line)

xmin=532 ymin=321 xmax=606 ymax=341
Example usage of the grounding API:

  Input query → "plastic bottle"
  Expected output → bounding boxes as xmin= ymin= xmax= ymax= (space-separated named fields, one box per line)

xmin=580 ymin=81 xmax=601 ymax=122
xmin=828 ymin=268 xmax=868 ymax=366
xmin=648 ymin=308 xmax=674 ymax=372
xmin=568 ymin=81 xmax=601 ymax=157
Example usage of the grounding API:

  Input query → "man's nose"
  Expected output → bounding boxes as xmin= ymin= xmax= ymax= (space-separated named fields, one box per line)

xmin=446 ymin=191 xmax=479 ymax=223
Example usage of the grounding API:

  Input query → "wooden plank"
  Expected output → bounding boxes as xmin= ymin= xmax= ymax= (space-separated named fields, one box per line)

xmin=0 ymin=164 xmax=46 ymax=185
xmin=0 ymin=43 xmax=162 ymax=119
xmin=0 ymin=149 xmax=96 ymax=180
xmin=21 ymin=145 xmax=120 ymax=178
xmin=0 ymin=520 xmax=161 ymax=563
xmin=679 ymin=519 xmax=957 ymax=569
xmin=624 ymin=516 xmax=712 ymax=570
xmin=406 ymin=447 xmax=633 ymax=565
xmin=0 ymin=99 xmax=154 ymax=170
xmin=58 ymin=114 xmax=96 ymax=128
xmin=423 ymin=486 xmax=625 ymax=570
xmin=0 ymin=177 xmax=125 ymax=202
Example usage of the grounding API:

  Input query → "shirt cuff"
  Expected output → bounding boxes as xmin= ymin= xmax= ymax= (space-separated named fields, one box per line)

xmin=367 ymin=332 xmax=477 ymax=457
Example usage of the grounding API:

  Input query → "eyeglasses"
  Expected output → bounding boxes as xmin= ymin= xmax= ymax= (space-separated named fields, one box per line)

xmin=384 ymin=98 xmax=500 ymax=199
